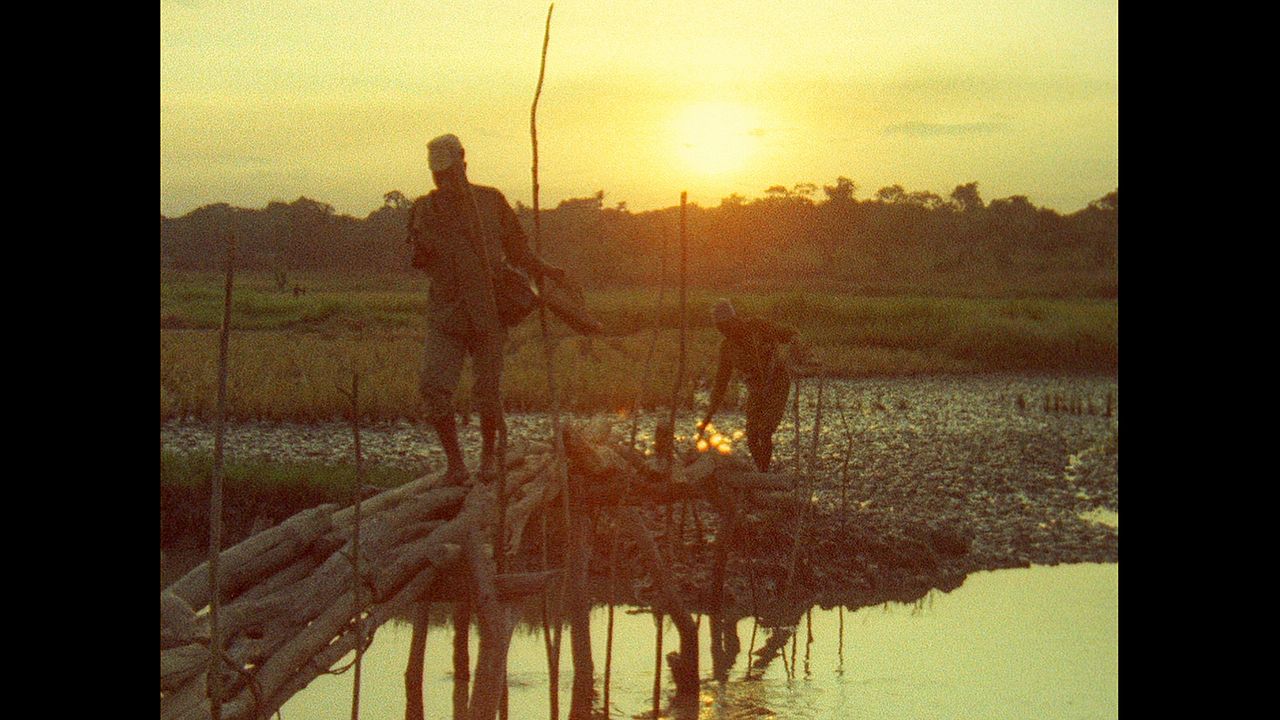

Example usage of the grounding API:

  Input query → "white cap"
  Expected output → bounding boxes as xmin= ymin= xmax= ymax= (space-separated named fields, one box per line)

xmin=713 ymin=299 xmax=737 ymax=324
xmin=428 ymin=134 xmax=464 ymax=172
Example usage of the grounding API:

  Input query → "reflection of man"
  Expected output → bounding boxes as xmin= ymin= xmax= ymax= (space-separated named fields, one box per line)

xmin=407 ymin=133 xmax=564 ymax=484
xmin=699 ymin=299 xmax=797 ymax=472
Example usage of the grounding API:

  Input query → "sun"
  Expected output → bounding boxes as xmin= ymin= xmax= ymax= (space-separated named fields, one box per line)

xmin=671 ymin=101 xmax=761 ymax=176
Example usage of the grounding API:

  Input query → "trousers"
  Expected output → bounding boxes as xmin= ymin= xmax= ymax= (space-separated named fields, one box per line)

xmin=418 ymin=319 xmax=507 ymax=423
xmin=743 ymin=364 xmax=792 ymax=472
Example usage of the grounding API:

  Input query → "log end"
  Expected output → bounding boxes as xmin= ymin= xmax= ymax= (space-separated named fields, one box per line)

xmin=430 ymin=543 xmax=462 ymax=568
xmin=161 ymin=591 xmax=207 ymax=650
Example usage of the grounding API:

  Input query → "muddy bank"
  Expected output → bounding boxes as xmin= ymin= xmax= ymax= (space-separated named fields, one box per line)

xmin=161 ymin=374 xmax=1117 ymax=621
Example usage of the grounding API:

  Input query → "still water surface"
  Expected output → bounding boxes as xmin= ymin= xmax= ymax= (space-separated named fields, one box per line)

xmin=283 ymin=563 xmax=1117 ymax=719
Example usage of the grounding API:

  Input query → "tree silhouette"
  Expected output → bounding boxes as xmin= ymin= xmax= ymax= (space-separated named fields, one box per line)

xmin=876 ymin=185 xmax=906 ymax=204
xmin=907 ymin=190 xmax=946 ymax=210
xmin=160 ymin=179 xmax=1116 ymax=295
xmin=1090 ymin=189 xmax=1117 ymax=211
xmin=950 ymin=182 xmax=984 ymax=212
xmin=383 ymin=190 xmax=410 ymax=210
xmin=823 ymin=177 xmax=857 ymax=204
xmin=793 ymin=182 xmax=818 ymax=199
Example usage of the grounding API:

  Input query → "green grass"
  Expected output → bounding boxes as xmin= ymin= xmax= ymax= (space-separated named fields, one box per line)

xmin=159 ymin=450 xmax=418 ymax=547
xmin=161 ymin=275 xmax=430 ymax=331
xmin=160 ymin=271 xmax=1118 ymax=422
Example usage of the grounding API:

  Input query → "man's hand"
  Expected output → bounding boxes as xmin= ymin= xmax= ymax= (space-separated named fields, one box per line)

xmin=787 ymin=339 xmax=818 ymax=375
xmin=695 ymin=416 xmax=713 ymax=442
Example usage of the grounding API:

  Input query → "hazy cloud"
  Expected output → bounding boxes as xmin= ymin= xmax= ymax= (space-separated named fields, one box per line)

xmin=883 ymin=121 xmax=1005 ymax=137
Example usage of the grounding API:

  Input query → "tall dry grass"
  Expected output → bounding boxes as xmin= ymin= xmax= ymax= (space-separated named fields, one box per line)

xmin=160 ymin=272 xmax=1117 ymax=422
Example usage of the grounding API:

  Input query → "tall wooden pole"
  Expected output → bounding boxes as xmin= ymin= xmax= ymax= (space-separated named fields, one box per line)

xmin=665 ymin=192 xmax=688 ymax=461
xmin=629 ymin=218 xmax=669 ymax=448
xmin=651 ymin=612 xmax=663 ymax=718
xmin=345 ymin=373 xmax=365 ymax=720
xmin=404 ymin=603 xmax=430 ymax=720
xmin=207 ymin=233 xmax=235 ymax=720
xmin=809 ymin=377 xmax=825 ymax=472
xmin=603 ymin=520 xmax=619 ymax=718
xmin=529 ymin=7 xmax=571 ymax=720
xmin=804 ymin=607 xmax=813 ymax=677
xmin=452 ymin=603 xmax=472 ymax=720
xmin=792 ymin=380 xmax=802 ymax=478
xmin=838 ymin=606 xmax=845 ymax=668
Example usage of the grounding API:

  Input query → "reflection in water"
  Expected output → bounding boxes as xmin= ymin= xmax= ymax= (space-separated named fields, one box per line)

xmin=283 ymin=563 xmax=1117 ymax=720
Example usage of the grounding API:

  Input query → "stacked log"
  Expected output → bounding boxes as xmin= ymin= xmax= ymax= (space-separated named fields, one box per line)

xmin=160 ymin=451 xmax=555 ymax=720
xmin=160 ymin=421 xmax=797 ymax=720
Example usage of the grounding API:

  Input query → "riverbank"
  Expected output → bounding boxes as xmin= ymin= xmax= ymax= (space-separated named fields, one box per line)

xmin=161 ymin=375 xmax=1117 ymax=623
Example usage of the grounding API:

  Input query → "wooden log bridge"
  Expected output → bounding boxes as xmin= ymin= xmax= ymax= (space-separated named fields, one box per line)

xmin=160 ymin=420 xmax=800 ymax=720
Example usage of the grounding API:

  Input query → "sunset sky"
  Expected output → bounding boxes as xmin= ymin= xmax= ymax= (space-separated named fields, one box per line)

xmin=160 ymin=1 xmax=1118 ymax=218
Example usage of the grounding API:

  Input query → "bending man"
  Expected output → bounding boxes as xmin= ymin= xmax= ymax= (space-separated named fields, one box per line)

xmin=699 ymin=299 xmax=798 ymax=472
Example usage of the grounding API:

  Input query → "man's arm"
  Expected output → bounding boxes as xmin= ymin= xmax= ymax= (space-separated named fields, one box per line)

xmin=491 ymin=189 xmax=565 ymax=282
xmin=407 ymin=196 xmax=436 ymax=270
xmin=701 ymin=339 xmax=734 ymax=430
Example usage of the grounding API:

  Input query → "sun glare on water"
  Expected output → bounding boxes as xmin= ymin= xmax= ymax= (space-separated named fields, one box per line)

xmin=672 ymin=101 xmax=762 ymax=176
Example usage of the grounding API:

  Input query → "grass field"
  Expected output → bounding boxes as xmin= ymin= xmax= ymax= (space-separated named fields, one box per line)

xmin=160 ymin=271 xmax=1117 ymax=422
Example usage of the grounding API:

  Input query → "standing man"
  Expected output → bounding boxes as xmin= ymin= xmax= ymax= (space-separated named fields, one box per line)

xmin=699 ymin=299 xmax=799 ymax=472
xmin=407 ymin=133 xmax=565 ymax=484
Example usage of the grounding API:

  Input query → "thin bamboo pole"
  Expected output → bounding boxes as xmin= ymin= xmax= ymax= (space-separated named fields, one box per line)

xmin=780 ymin=382 xmax=806 ymax=623
xmin=530 ymin=1 xmax=562 ymax=521
xmin=838 ymin=606 xmax=844 ymax=668
xmin=452 ymin=603 xmax=471 ymax=720
xmin=779 ymin=630 xmax=790 ymax=679
xmin=837 ymin=404 xmax=854 ymax=533
xmin=792 ymin=379 xmax=802 ymax=478
xmin=529 ymin=8 xmax=570 ymax=720
xmin=603 ymin=520 xmax=620 ymax=718
xmin=404 ymin=603 xmax=430 ymax=720
xmin=781 ymin=374 xmax=824 ymax=644
xmin=208 ymin=233 xmax=235 ymax=720
xmin=629 ymin=225 xmax=668 ymax=449
xmin=789 ymin=629 xmax=798 ymax=680
xmin=804 ymin=607 xmax=813 ymax=677
xmin=664 ymin=192 xmax=689 ymax=456
xmin=347 ymin=373 xmax=366 ymax=720
xmin=809 ymin=376 xmax=825 ymax=473
xmin=744 ymin=562 xmax=759 ymax=681
xmin=652 ymin=612 xmax=663 ymax=718
xmin=541 ymin=583 xmax=561 ymax=720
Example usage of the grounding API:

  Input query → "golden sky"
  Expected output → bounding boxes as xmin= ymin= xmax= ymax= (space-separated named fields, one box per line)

xmin=160 ymin=0 xmax=1117 ymax=217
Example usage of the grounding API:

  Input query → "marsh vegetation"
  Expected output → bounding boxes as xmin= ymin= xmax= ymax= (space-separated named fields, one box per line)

xmin=161 ymin=272 xmax=1116 ymax=423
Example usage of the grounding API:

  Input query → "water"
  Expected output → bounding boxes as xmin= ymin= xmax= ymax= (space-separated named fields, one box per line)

xmin=164 ymin=375 xmax=1118 ymax=714
xmin=282 ymin=563 xmax=1117 ymax=720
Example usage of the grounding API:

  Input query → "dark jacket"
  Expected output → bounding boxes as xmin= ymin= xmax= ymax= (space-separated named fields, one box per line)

xmin=706 ymin=317 xmax=797 ymax=420
xmin=407 ymin=183 xmax=541 ymax=335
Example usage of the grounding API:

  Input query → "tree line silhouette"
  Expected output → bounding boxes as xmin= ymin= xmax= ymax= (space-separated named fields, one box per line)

xmin=160 ymin=180 xmax=1116 ymax=293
